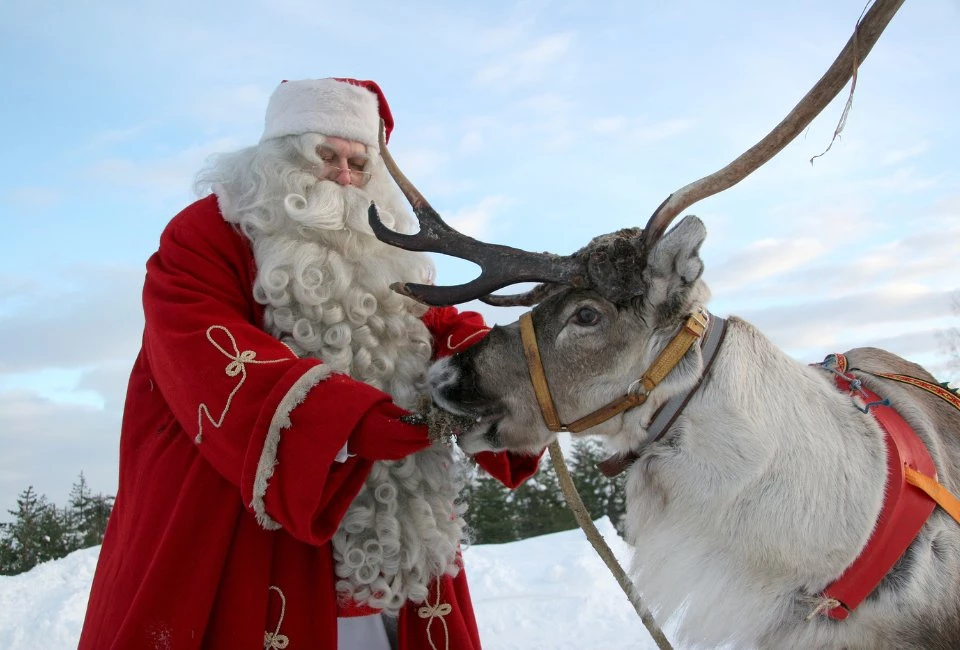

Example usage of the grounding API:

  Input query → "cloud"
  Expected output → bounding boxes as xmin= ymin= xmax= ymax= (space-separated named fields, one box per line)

xmin=0 ymin=264 xmax=142 ymax=514
xmin=863 ymin=167 xmax=946 ymax=194
xmin=474 ymin=33 xmax=576 ymax=89
xmin=0 ymin=275 xmax=36 ymax=304
xmin=181 ymin=83 xmax=270 ymax=129
xmin=586 ymin=115 xmax=697 ymax=145
xmin=879 ymin=141 xmax=930 ymax=166
xmin=0 ymin=388 xmax=120 ymax=516
xmin=0 ymin=264 xmax=143 ymax=375
xmin=736 ymin=287 xmax=955 ymax=352
xmin=388 ymin=146 xmax=451 ymax=181
xmin=710 ymin=237 xmax=828 ymax=293
xmin=629 ymin=118 xmax=697 ymax=143
xmin=447 ymin=196 xmax=511 ymax=239
xmin=707 ymin=201 xmax=960 ymax=309
xmin=81 ymin=136 xmax=241 ymax=200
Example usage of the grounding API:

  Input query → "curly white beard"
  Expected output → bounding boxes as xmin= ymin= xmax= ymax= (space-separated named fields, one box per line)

xmin=208 ymin=138 xmax=467 ymax=615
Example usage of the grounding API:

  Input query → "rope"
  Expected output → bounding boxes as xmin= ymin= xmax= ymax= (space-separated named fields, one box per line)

xmin=417 ymin=576 xmax=451 ymax=650
xmin=548 ymin=441 xmax=674 ymax=650
xmin=805 ymin=597 xmax=842 ymax=621
xmin=817 ymin=358 xmax=891 ymax=413
xmin=264 ymin=585 xmax=290 ymax=649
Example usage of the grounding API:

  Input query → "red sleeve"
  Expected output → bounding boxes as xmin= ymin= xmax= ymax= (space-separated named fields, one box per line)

xmin=422 ymin=306 xmax=543 ymax=488
xmin=141 ymin=201 xmax=419 ymax=544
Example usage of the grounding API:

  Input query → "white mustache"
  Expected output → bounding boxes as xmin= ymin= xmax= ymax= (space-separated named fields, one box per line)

xmin=283 ymin=181 xmax=396 ymax=234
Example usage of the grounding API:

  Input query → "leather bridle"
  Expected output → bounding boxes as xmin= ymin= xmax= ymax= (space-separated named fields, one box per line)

xmin=518 ymin=308 xmax=711 ymax=434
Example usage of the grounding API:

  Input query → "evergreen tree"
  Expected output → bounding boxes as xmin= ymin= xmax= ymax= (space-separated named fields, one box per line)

xmin=0 ymin=475 xmax=115 ymax=575
xmin=462 ymin=472 xmax=516 ymax=544
xmin=512 ymin=457 xmax=576 ymax=538
xmin=568 ymin=439 xmax=628 ymax=534
xmin=459 ymin=442 xmax=630 ymax=544
xmin=569 ymin=439 xmax=608 ymax=519
xmin=84 ymin=493 xmax=114 ymax=546
xmin=67 ymin=472 xmax=114 ymax=549
xmin=0 ymin=486 xmax=69 ymax=575
xmin=0 ymin=523 xmax=16 ymax=574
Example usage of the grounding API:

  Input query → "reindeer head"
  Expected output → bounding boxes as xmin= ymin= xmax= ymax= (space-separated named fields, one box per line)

xmin=426 ymin=217 xmax=711 ymax=455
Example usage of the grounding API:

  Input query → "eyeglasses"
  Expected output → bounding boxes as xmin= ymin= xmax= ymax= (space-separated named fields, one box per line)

xmin=319 ymin=164 xmax=372 ymax=187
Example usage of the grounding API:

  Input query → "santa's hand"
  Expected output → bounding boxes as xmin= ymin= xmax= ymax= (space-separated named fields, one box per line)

xmin=351 ymin=401 xmax=432 ymax=461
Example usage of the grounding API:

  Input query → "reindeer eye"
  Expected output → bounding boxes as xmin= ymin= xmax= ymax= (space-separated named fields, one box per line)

xmin=574 ymin=306 xmax=600 ymax=326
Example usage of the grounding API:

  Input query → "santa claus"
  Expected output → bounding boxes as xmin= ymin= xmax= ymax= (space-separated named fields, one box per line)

xmin=78 ymin=77 xmax=541 ymax=650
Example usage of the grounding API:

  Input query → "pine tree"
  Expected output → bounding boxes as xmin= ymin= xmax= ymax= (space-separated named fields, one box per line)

xmin=512 ymin=457 xmax=576 ymax=539
xmin=570 ymin=439 xmax=627 ymax=534
xmin=0 ymin=486 xmax=69 ymax=575
xmin=458 ymin=441 xmax=630 ymax=544
xmin=67 ymin=472 xmax=114 ymax=549
xmin=84 ymin=493 xmax=114 ymax=546
xmin=462 ymin=472 xmax=517 ymax=544
xmin=0 ymin=522 xmax=16 ymax=574
xmin=568 ymin=439 xmax=628 ymax=533
xmin=569 ymin=439 xmax=608 ymax=520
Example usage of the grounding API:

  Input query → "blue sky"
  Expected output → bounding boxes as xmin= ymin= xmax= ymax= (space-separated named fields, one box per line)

xmin=1 ymin=0 xmax=958 ymax=514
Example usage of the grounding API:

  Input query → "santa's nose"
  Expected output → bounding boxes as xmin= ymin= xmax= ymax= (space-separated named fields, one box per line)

xmin=332 ymin=166 xmax=353 ymax=186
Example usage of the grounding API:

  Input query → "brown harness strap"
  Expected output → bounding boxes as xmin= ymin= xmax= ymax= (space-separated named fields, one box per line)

xmin=520 ymin=309 xmax=709 ymax=434
xmin=597 ymin=314 xmax=728 ymax=477
xmin=519 ymin=311 xmax=563 ymax=431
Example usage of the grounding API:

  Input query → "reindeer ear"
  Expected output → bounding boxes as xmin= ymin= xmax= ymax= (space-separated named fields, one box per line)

xmin=648 ymin=215 xmax=706 ymax=285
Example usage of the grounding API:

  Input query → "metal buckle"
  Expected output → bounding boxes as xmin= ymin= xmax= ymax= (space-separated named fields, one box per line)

xmin=627 ymin=378 xmax=650 ymax=398
xmin=685 ymin=308 xmax=708 ymax=336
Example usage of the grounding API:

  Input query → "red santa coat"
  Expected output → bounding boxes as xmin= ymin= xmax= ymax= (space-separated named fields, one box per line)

xmin=78 ymin=195 xmax=540 ymax=649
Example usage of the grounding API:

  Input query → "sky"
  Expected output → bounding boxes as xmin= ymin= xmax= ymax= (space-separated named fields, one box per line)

xmin=2 ymin=518 xmax=685 ymax=649
xmin=0 ymin=0 xmax=958 ymax=514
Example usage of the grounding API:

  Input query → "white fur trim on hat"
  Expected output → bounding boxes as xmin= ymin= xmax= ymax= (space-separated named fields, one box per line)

xmin=261 ymin=79 xmax=381 ymax=149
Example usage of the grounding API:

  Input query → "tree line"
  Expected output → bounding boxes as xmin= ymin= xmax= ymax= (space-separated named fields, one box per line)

xmin=0 ymin=472 xmax=113 ymax=576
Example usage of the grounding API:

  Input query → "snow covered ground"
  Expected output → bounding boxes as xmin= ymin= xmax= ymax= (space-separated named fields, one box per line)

xmin=0 ymin=517 xmax=680 ymax=649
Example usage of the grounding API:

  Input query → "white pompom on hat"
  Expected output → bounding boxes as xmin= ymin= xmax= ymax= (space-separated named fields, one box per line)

xmin=260 ymin=77 xmax=394 ymax=149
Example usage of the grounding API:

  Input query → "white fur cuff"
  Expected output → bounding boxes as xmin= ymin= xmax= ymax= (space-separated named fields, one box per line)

xmin=250 ymin=364 xmax=334 ymax=530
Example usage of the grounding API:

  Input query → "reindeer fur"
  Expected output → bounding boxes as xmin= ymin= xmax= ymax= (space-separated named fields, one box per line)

xmin=427 ymin=216 xmax=960 ymax=649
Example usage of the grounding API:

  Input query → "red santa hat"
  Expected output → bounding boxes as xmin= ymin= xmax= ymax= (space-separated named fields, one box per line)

xmin=260 ymin=77 xmax=394 ymax=149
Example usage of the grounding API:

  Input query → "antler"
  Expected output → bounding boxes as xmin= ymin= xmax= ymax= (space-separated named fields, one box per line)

xmin=372 ymin=0 xmax=904 ymax=306
xmin=640 ymin=0 xmax=905 ymax=251
xmin=368 ymin=122 xmax=590 ymax=306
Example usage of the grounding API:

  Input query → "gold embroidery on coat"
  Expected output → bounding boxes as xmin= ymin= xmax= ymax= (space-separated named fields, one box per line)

xmin=264 ymin=585 xmax=290 ymax=649
xmin=446 ymin=329 xmax=490 ymax=352
xmin=417 ymin=576 xmax=452 ymax=650
xmin=197 ymin=325 xmax=290 ymax=443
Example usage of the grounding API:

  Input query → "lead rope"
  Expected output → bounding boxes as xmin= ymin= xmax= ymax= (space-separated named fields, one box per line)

xmin=548 ymin=440 xmax=674 ymax=650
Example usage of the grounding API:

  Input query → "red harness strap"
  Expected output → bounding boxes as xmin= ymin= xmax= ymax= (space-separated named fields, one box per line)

xmin=820 ymin=354 xmax=938 ymax=620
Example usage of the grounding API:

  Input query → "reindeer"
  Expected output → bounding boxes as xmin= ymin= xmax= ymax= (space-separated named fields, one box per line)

xmin=366 ymin=2 xmax=960 ymax=648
